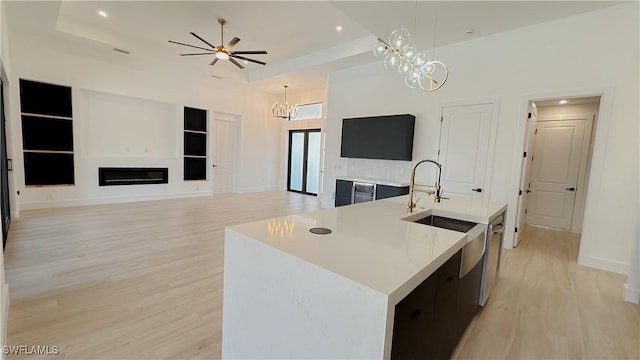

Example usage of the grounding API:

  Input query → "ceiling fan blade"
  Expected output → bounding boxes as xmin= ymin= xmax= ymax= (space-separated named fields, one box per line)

xmin=227 ymin=37 xmax=241 ymax=49
xmin=231 ymin=55 xmax=266 ymax=66
xmin=210 ymin=58 xmax=219 ymax=66
xmin=228 ymin=58 xmax=245 ymax=70
xmin=180 ymin=52 xmax=214 ymax=56
xmin=189 ymin=32 xmax=217 ymax=49
xmin=168 ymin=40 xmax=212 ymax=52
xmin=231 ymin=50 xmax=268 ymax=55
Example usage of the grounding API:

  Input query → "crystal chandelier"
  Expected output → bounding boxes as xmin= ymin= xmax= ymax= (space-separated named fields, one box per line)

xmin=373 ymin=27 xmax=448 ymax=92
xmin=272 ymin=85 xmax=297 ymax=120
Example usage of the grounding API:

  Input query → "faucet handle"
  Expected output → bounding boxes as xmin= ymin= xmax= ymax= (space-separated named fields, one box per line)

xmin=407 ymin=196 xmax=421 ymax=210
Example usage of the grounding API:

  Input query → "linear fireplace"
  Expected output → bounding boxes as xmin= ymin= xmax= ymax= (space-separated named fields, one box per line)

xmin=99 ymin=167 xmax=169 ymax=186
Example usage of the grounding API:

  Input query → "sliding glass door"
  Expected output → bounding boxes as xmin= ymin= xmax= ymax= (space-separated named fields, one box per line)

xmin=288 ymin=129 xmax=321 ymax=195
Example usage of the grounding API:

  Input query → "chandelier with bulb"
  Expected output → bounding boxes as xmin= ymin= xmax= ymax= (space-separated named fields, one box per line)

xmin=373 ymin=28 xmax=448 ymax=92
xmin=272 ymin=85 xmax=298 ymax=120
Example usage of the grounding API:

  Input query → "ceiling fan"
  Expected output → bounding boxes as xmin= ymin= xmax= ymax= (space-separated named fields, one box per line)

xmin=169 ymin=18 xmax=267 ymax=69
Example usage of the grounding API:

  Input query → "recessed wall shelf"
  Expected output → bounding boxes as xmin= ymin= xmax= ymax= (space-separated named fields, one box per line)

xmin=183 ymin=107 xmax=208 ymax=181
xmin=19 ymin=79 xmax=75 ymax=186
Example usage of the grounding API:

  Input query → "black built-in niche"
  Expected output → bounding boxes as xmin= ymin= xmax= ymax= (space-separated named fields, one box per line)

xmin=19 ymin=79 xmax=72 ymax=118
xmin=183 ymin=107 xmax=207 ymax=181
xmin=19 ymin=79 xmax=75 ymax=186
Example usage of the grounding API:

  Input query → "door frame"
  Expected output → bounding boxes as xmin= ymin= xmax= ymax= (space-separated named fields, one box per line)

xmin=0 ymin=77 xmax=9 ymax=247
xmin=438 ymin=96 xmax=500 ymax=199
xmin=212 ymin=111 xmax=240 ymax=194
xmin=509 ymin=87 xmax=614 ymax=271
xmin=514 ymin=102 xmax=538 ymax=247
xmin=287 ymin=128 xmax=321 ymax=196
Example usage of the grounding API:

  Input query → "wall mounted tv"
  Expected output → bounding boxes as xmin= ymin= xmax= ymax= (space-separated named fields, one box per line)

xmin=341 ymin=114 xmax=415 ymax=161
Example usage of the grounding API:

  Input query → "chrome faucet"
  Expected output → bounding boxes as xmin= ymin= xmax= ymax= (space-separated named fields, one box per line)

xmin=408 ymin=159 xmax=443 ymax=212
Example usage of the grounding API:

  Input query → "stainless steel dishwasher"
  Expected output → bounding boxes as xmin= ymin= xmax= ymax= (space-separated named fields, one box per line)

xmin=480 ymin=213 xmax=505 ymax=306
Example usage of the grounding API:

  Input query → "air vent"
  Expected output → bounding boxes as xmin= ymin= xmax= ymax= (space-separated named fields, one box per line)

xmin=113 ymin=48 xmax=130 ymax=55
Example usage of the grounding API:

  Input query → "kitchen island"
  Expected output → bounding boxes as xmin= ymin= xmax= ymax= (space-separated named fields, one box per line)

xmin=222 ymin=195 xmax=506 ymax=359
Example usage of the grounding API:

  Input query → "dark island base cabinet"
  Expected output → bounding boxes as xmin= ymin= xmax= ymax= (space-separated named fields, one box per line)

xmin=391 ymin=250 xmax=463 ymax=360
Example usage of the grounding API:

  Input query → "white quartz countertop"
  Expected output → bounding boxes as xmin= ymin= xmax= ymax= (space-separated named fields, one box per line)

xmin=336 ymin=176 xmax=410 ymax=187
xmin=228 ymin=195 xmax=507 ymax=304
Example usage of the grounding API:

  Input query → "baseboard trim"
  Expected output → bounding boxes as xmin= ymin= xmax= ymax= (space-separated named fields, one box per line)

xmin=578 ymin=255 xmax=630 ymax=275
xmin=623 ymin=283 xmax=640 ymax=304
xmin=2 ymin=284 xmax=9 ymax=350
xmin=20 ymin=191 xmax=213 ymax=210
xmin=236 ymin=187 xmax=278 ymax=194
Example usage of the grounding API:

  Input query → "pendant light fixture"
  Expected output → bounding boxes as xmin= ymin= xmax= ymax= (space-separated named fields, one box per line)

xmin=272 ymin=85 xmax=298 ymax=121
xmin=373 ymin=4 xmax=448 ymax=92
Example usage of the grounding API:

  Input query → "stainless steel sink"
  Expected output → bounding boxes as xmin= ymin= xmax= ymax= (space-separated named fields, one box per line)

xmin=411 ymin=215 xmax=477 ymax=233
xmin=406 ymin=214 xmax=487 ymax=281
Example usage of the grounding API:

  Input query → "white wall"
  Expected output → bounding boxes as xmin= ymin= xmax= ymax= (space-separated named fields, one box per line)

xmin=535 ymin=102 xmax=599 ymax=233
xmin=322 ymin=3 xmax=639 ymax=275
xmin=7 ymin=30 xmax=281 ymax=210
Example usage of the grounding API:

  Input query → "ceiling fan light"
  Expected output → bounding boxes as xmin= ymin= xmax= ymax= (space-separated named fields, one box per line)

xmin=216 ymin=52 xmax=229 ymax=60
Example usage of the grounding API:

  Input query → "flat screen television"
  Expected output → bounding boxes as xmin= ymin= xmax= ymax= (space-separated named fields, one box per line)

xmin=341 ymin=114 xmax=415 ymax=161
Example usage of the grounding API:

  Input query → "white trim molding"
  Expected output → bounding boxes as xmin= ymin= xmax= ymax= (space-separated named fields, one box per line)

xmin=19 ymin=191 xmax=212 ymax=210
xmin=623 ymin=283 xmax=640 ymax=304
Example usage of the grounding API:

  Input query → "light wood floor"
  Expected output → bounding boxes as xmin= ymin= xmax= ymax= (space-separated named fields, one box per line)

xmin=4 ymin=192 xmax=638 ymax=359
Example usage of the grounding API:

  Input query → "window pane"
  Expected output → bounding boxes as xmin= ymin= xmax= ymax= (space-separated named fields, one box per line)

xmin=306 ymin=132 xmax=321 ymax=195
xmin=289 ymin=133 xmax=304 ymax=191
xmin=293 ymin=103 xmax=322 ymax=121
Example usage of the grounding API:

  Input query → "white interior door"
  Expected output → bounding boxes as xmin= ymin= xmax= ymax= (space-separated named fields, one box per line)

xmin=439 ymin=103 xmax=493 ymax=199
xmin=526 ymin=119 xmax=585 ymax=230
xmin=213 ymin=115 xmax=237 ymax=194
xmin=514 ymin=103 xmax=538 ymax=247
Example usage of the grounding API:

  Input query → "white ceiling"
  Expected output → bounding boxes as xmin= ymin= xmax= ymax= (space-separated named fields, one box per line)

xmin=4 ymin=1 xmax=625 ymax=95
xmin=535 ymin=96 xmax=601 ymax=108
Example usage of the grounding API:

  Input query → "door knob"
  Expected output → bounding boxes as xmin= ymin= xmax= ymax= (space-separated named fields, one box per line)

xmin=472 ymin=188 xmax=483 ymax=193
xmin=212 ymin=164 xmax=218 ymax=167
xmin=565 ymin=187 xmax=576 ymax=191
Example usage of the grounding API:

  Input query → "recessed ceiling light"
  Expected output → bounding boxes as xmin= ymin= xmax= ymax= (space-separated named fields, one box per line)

xmin=559 ymin=99 xmax=568 ymax=105
xmin=98 ymin=10 xmax=108 ymax=18
xmin=464 ymin=28 xmax=474 ymax=36
xmin=336 ymin=25 xmax=343 ymax=32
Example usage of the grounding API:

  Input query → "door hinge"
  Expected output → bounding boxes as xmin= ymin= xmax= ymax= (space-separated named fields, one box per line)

xmin=525 ymin=209 xmax=528 ymax=214
xmin=528 ymin=112 xmax=532 ymax=119
xmin=528 ymin=182 xmax=531 ymax=188
xmin=437 ymin=149 xmax=440 ymax=155
xmin=440 ymin=116 xmax=443 ymax=122
xmin=519 ymin=189 xmax=522 ymax=196
xmin=535 ymin=129 xmax=538 ymax=134
xmin=523 ymin=151 xmax=527 ymax=158
xmin=515 ymin=227 xmax=518 ymax=233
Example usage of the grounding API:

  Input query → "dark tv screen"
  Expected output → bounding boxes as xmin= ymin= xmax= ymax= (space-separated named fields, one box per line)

xmin=340 ymin=114 xmax=415 ymax=161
